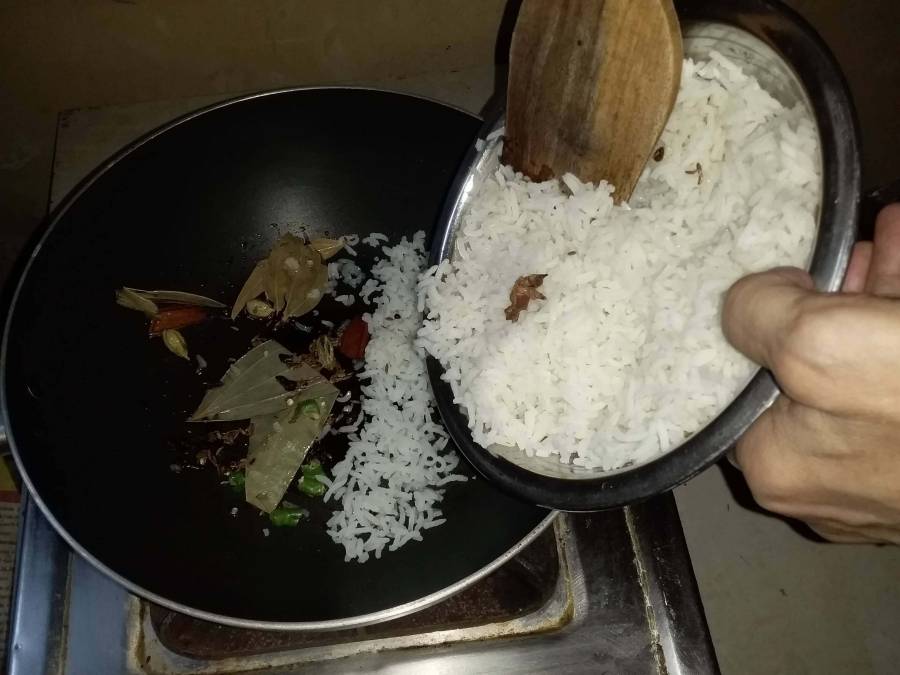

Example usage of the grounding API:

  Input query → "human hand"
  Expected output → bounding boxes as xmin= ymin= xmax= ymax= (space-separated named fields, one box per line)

xmin=722 ymin=204 xmax=900 ymax=544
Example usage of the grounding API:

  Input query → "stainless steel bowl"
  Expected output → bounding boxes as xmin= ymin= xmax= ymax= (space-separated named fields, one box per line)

xmin=427 ymin=1 xmax=861 ymax=511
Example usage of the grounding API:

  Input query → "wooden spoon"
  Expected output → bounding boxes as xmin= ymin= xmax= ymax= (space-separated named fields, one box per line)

xmin=503 ymin=0 xmax=683 ymax=203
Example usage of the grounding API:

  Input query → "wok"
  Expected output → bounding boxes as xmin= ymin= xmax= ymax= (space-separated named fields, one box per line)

xmin=0 ymin=89 xmax=552 ymax=629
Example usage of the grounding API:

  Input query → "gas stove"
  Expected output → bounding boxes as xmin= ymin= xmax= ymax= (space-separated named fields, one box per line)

xmin=8 ymin=491 xmax=716 ymax=674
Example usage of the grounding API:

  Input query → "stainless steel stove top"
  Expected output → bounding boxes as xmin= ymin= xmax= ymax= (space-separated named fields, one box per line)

xmin=8 ymin=491 xmax=717 ymax=674
xmin=8 ymin=88 xmax=717 ymax=675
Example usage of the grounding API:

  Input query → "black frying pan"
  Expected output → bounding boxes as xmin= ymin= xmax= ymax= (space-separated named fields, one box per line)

xmin=0 ymin=89 xmax=551 ymax=628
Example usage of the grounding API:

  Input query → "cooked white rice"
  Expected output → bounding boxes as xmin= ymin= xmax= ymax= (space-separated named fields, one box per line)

xmin=334 ymin=294 xmax=355 ymax=306
xmin=362 ymin=232 xmax=389 ymax=247
xmin=325 ymin=233 xmax=466 ymax=562
xmin=338 ymin=259 xmax=365 ymax=288
xmin=417 ymin=53 xmax=821 ymax=471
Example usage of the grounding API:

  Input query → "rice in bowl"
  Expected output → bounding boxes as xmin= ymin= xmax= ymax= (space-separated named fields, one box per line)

xmin=417 ymin=52 xmax=821 ymax=472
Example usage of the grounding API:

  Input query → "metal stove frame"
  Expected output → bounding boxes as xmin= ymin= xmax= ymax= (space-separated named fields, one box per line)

xmin=8 ymin=491 xmax=718 ymax=674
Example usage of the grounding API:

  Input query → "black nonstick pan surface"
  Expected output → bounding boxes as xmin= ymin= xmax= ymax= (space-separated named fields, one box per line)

xmin=1 ymin=89 xmax=551 ymax=629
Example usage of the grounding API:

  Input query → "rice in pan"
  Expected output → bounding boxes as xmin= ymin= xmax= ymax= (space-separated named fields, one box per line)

xmin=326 ymin=233 xmax=466 ymax=562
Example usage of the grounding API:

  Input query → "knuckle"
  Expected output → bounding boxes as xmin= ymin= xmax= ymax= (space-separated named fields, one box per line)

xmin=771 ymin=299 xmax=845 ymax=403
xmin=724 ymin=272 xmax=758 ymax=308
xmin=778 ymin=299 xmax=827 ymax=363
xmin=744 ymin=462 xmax=795 ymax=513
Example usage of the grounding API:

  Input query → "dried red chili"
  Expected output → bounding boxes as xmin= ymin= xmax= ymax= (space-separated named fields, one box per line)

xmin=148 ymin=306 xmax=208 ymax=335
xmin=339 ymin=316 xmax=370 ymax=359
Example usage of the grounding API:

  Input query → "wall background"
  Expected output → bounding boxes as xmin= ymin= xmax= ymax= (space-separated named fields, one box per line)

xmin=1 ymin=1 xmax=898 ymax=277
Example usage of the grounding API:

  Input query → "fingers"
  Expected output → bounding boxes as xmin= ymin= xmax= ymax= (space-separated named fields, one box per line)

xmin=734 ymin=400 xmax=900 ymax=545
xmin=807 ymin=518 xmax=900 ymax=544
xmin=806 ymin=521 xmax=876 ymax=544
xmin=725 ymin=204 xmax=900 ymax=375
xmin=842 ymin=241 xmax=873 ymax=293
xmin=732 ymin=397 xmax=805 ymax=510
xmin=865 ymin=203 xmax=900 ymax=296
xmin=722 ymin=267 xmax=815 ymax=371
xmin=735 ymin=403 xmax=885 ymax=544
xmin=727 ymin=267 xmax=900 ymax=413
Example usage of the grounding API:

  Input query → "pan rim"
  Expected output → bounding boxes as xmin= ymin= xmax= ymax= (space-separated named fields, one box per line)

xmin=0 ymin=85 xmax=558 ymax=631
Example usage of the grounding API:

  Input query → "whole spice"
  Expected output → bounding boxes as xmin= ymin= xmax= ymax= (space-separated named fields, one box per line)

xmin=246 ymin=298 xmax=275 ymax=318
xmin=685 ymin=161 xmax=703 ymax=185
xmin=653 ymin=146 xmax=665 ymax=161
xmin=339 ymin=316 xmax=369 ymax=359
xmin=230 ymin=234 xmax=329 ymax=321
xmin=230 ymin=260 xmax=268 ymax=319
xmin=162 ymin=329 xmax=189 ymax=359
xmin=191 ymin=340 xmax=335 ymax=422
xmin=266 ymin=235 xmax=327 ymax=318
xmin=504 ymin=274 xmax=548 ymax=322
xmin=208 ymin=428 xmax=247 ymax=445
xmin=124 ymin=288 xmax=225 ymax=308
xmin=115 ymin=288 xmax=158 ymax=316
xmin=311 ymin=334 xmax=336 ymax=370
xmin=309 ymin=238 xmax=344 ymax=261
xmin=149 ymin=306 xmax=208 ymax=335
xmin=244 ymin=385 xmax=338 ymax=513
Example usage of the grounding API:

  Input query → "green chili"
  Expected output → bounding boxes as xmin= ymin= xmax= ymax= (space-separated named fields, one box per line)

xmin=298 ymin=476 xmax=325 ymax=497
xmin=300 ymin=399 xmax=321 ymax=421
xmin=227 ymin=470 xmax=246 ymax=492
xmin=269 ymin=505 xmax=309 ymax=527
xmin=297 ymin=459 xmax=327 ymax=497
xmin=302 ymin=459 xmax=324 ymax=476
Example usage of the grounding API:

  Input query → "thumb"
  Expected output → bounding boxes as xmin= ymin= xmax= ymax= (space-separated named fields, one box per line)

xmin=722 ymin=267 xmax=815 ymax=370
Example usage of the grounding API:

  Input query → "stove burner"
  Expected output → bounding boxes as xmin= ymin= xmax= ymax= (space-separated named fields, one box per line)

xmin=149 ymin=527 xmax=562 ymax=659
